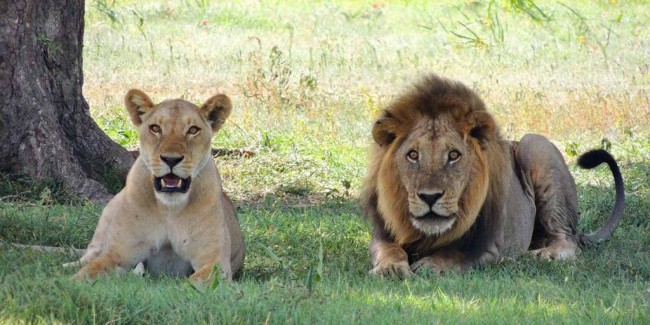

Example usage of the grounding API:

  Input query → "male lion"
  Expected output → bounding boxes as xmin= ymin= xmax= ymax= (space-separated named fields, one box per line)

xmin=71 ymin=89 xmax=245 ymax=283
xmin=361 ymin=74 xmax=625 ymax=277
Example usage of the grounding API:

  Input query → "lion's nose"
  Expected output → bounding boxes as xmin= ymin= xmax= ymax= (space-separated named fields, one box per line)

xmin=418 ymin=192 xmax=443 ymax=207
xmin=160 ymin=155 xmax=184 ymax=168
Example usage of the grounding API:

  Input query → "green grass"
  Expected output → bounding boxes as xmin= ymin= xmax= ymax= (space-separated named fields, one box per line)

xmin=2 ymin=0 xmax=649 ymax=323
xmin=2 ymin=189 xmax=649 ymax=323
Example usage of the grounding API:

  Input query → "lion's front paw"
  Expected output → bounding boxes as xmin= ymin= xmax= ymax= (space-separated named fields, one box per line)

xmin=410 ymin=256 xmax=445 ymax=275
xmin=369 ymin=260 xmax=414 ymax=279
xmin=410 ymin=253 xmax=463 ymax=275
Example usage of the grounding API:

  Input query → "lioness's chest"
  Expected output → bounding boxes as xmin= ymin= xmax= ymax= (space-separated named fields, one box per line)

xmin=135 ymin=214 xmax=195 ymax=276
xmin=133 ymin=208 xmax=194 ymax=255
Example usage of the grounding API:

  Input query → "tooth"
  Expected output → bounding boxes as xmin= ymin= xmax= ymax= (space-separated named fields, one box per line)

xmin=161 ymin=178 xmax=167 ymax=187
xmin=178 ymin=179 xmax=183 ymax=188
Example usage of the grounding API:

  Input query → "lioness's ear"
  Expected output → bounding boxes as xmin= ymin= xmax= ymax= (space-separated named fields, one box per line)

xmin=463 ymin=111 xmax=496 ymax=149
xmin=200 ymin=94 xmax=232 ymax=132
xmin=372 ymin=112 xmax=398 ymax=147
xmin=125 ymin=89 xmax=155 ymax=126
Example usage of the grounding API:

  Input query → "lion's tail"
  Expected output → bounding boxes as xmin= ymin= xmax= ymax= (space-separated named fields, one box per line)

xmin=577 ymin=149 xmax=625 ymax=245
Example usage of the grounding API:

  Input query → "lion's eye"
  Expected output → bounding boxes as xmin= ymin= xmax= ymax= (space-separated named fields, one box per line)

xmin=149 ymin=124 xmax=161 ymax=134
xmin=187 ymin=126 xmax=200 ymax=135
xmin=448 ymin=150 xmax=461 ymax=162
xmin=407 ymin=150 xmax=419 ymax=162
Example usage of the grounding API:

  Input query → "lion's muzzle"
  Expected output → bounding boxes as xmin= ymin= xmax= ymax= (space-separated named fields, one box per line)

xmin=417 ymin=192 xmax=443 ymax=207
xmin=414 ymin=211 xmax=454 ymax=221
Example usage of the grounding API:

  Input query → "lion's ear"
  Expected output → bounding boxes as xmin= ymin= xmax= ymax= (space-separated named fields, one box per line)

xmin=463 ymin=111 xmax=496 ymax=148
xmin=372 ymin=113 xmax=399 ymax=147
xmin=200 ymin=94 xmax=232 ymax=132
xmin=125 ymin=89 xmax=155 ymax=126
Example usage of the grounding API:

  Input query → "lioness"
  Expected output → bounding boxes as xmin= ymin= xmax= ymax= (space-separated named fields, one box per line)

xmin=361 ymin=74 xmax=625 ymax=277
xmin=71 ymin=89 xmax=244 ymax=283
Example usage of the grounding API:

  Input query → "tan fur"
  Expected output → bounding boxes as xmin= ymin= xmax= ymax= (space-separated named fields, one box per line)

xmin=410 ymin=250 xmax=465 ymax=275
xmin=362 ymin=74 xmax=624 ymax=278
xmin=72 ymin=89 xmax=244 ymax=283
xmin=433 ymin=139 xmax=488 ymax=248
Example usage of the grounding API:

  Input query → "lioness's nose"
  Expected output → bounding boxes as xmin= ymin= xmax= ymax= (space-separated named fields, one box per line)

xmin=160 ymin=155 xmax=184 ymax=168
xmin=418 ymin=192 xmax=443 ymax=207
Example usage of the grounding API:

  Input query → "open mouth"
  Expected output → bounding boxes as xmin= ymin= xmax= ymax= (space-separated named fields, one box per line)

xmin=154 ymin=174 xmax=191 ymax=193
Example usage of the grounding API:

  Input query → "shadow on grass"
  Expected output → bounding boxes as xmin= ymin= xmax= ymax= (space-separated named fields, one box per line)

xmin=233 ymin=193 xmax=369 ymax=282
xmin=2 ymin=169 xmax=647 ymax=283
xmin=1 ymin=172 xmax=648 ymax=323
xmin=2 ymin=161 xmax=648 ymax=281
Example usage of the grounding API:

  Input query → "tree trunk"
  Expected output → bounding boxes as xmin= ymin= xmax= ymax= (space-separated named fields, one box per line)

xmin=0 ymin=0 xmax=133 ymax=203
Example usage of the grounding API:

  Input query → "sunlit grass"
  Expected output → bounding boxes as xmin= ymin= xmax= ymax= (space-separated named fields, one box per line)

xmin=82 ymin=0 xmax=649 ymax=202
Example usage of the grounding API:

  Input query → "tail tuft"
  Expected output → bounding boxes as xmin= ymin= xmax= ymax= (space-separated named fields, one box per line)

xmin=577 ymin=149 xmax=615 ymax=169
xmin=576 ymin=149 xmax=625 ymax=246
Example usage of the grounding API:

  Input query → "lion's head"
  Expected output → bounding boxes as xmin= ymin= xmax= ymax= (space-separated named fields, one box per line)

xmin=125 ymin=89 xmax=231 ymax=205
xmin=362 ymin=74 xmax=509 ymax=247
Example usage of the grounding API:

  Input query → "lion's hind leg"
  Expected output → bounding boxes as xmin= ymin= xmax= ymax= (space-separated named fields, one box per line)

xmin=530 ymin=238 xmax=580 ymax=261
xmin=528 ymin=196 xmax=581 ymax=260
xmin=516 ymin=134 xmax=581 ymax=261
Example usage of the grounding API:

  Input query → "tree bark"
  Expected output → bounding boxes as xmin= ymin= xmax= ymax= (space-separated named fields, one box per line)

xmin=0 ymin=0 xmax=133 ymax=203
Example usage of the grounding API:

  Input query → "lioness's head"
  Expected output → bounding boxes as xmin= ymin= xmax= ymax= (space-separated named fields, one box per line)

xmin=125 ymin=89 xmax=231 ymax=205
xmin=367 ymin=75 xmax=503 ymax=243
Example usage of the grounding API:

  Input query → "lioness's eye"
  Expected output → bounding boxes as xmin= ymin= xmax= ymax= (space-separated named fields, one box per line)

xmin=187 ymin=126 xmax=200 ymax=135
xmin=448 ymin=150 xmax=461 ymax=162
xmin=407 ymin=150 xmax=419 ymax=162
xmin=149 ymin=124 xmax=161 ymax=134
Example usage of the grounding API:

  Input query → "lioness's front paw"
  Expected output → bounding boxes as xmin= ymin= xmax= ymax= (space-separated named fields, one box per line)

xmin=71 ymin=271 xmax=87 ymax=282
xmin=369 ymin=260 xmax=414 ymax=279
xmin=71 ymin=268 xmax=99 ymax=282
xmin=189 ymin=264 xmax=232 ymax=285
